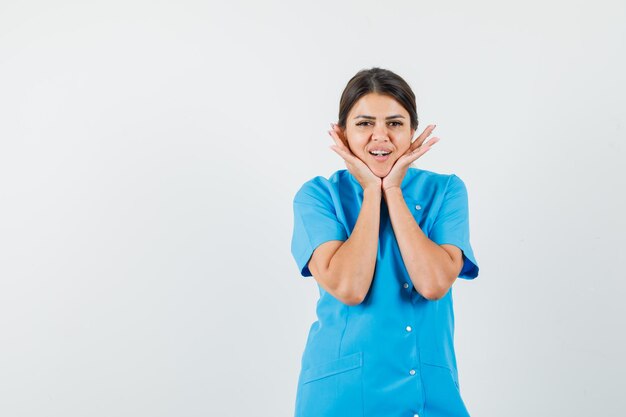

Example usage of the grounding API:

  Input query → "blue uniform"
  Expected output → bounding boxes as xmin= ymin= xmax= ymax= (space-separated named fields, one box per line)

xmin=290 ymin=167 xmax=480 ymax=417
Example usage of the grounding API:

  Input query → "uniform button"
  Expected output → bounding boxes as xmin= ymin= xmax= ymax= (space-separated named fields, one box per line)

xmin=409 ymin=369 xmax=416 ymax=376
xmin=406 ymin=326 xmax=412 ymax=332
xmin=403 ymin=282 xmax=409 ymax=289
xmin=415 ymin=204 xmax=421 ymax=210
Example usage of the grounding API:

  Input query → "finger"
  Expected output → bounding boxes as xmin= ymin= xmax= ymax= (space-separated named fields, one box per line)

xmin=329 ymin=145 xmax=363 ymax=171
xmin=328 ymin=129 xmax=353 ymax=156
xmin=329 ymin=144 xmax=348 ymax=161
xmin=331 ymin=123 xmax=350 ymax=149
xmin=329 ymin=146 xmax=352 ymax=171
xmin=329 ymin=139 xmax=371 ymax=174
xmin=327 ymin=129 xmax=343 ymax=148
xmin=411 ymin=124 xmax=437 ymax=150
xmin=408 ymin=137 xmax=439 ymax=161
xmin=327 ymin=129 xmax=345 ymax=152
xmin=422 ymin=136 xmax=440 ymax=149
xmin=409 ymin=133 xmax=439 ymax=155
xmin=329 ymin=142 xmax=355 ymax=162
xmin=411 ymin=125 xmax=435 ymax=149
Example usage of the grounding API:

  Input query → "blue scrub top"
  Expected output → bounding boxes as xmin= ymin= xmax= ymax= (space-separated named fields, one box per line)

xmin=290 ymin=167 xmax=480 ymax=417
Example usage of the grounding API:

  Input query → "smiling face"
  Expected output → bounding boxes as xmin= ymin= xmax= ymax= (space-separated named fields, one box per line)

xmin=343 ymin=93 xmax=416 ymax=178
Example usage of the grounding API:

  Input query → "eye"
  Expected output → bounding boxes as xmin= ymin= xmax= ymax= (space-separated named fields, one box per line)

xmin=355 ymin=121 xmax=403 ymax=127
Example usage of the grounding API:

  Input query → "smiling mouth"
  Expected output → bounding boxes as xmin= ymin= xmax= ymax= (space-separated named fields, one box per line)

xmin=369 ymin=151 xmax=391 ymax=162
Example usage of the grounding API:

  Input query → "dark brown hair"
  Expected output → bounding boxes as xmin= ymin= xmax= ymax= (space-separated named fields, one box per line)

xmin=337 ymin=67 xmax=418 ymax=131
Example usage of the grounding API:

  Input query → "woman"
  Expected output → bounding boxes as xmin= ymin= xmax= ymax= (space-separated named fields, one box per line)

xmin=290 ymin=67 xmax=480 ymax=417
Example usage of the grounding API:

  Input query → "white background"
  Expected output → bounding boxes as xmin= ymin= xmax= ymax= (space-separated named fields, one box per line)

xmin=1 ymin=1 xmax=624 ymax=416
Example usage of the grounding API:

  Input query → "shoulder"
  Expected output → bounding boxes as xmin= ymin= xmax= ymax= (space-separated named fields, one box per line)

xmin=294 ymin=169 xmax=347 ymax=204
xmin=408 ymin=167 xmax=463 ymax=183
xmin=404 ymin=168 xmax=466 ymax=195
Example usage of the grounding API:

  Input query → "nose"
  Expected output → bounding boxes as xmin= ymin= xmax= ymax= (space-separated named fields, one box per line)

xmin=372 ymin=123 xmax=389 ymax=142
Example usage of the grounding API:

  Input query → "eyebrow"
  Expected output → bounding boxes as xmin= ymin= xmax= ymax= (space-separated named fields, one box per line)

xmin=353 ymin=114 xmax=406 ymax=120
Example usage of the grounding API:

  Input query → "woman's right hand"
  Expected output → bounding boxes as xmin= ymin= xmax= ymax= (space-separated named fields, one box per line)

xmin=328 ymin=123 xmax=382 ymax=191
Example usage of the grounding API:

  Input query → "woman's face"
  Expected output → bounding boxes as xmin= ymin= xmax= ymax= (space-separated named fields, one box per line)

xmin=343 ymin=93 xmax=415 ymax=178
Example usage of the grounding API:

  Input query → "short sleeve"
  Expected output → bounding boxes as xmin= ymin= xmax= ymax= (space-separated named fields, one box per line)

xmin=291 ymin=179 xmax=348 ymax=277
xmin=429 ymin=174 xmax=479 ymax=279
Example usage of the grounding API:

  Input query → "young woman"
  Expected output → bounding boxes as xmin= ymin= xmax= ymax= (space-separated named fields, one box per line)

xmin=290 ymin=67 xmax=480 ymax=417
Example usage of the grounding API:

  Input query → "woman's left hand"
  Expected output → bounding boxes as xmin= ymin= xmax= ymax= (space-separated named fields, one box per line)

xmin=382 ymin=124 xmax=440 ymax=192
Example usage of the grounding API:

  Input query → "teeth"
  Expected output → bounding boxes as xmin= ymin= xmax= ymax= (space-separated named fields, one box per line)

xmin=370 ymin=151 xmax=391 ymax=156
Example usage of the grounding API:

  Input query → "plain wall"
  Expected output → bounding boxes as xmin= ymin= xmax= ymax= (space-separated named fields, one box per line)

xmin=1 ymin=1 xmax=624 ymax=416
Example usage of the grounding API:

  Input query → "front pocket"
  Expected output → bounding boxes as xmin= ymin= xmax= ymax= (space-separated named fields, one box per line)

xmin=421 ymin=361 xmax=460 ymax=391
xmin=295 ymin=352 xmax=364 ymax=417
xmin=419 ymin=349 xmax=459 ymax=389
xmin=420 ymin=363 xmax=470 ymax=417
xmin=300 ymin=351 xmax=363 ymax=384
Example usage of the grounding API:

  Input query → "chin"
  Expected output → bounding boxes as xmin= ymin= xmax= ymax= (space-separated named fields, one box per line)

xmin=369 ymin=165 xmax=392 ymax=178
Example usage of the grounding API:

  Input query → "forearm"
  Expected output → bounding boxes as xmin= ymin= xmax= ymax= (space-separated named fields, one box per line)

xmin=328 ymin=186 xmax=381 ymax=304
xmin=384 ymin=187 xmax=455 ymax=300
